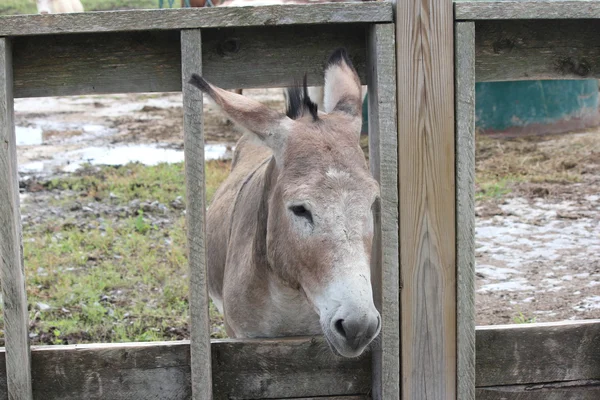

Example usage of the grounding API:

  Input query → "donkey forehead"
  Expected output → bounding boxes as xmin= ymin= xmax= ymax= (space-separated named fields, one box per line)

xmin=284 ymin=116 xmax=364 ymax=160
xmin=280 ymin=133 xmax=378 ymax=200
xmin=281 ymin=170 xmax=378 ymax=207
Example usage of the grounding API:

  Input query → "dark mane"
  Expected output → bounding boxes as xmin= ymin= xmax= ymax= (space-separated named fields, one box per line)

xmin=286 ymin=74 xmax=319 ymax=121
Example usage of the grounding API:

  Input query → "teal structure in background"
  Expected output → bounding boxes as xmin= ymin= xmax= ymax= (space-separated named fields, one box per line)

xmin=475 ymin=79 xmax=600 ymax=136
xmin=362 ymin=94 xmax=368 ymax=135
xmin=362 ymin=80 xmax=599 ymax=137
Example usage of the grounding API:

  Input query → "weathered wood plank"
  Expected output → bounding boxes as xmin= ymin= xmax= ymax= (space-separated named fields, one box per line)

xmin=0 ymin=322 xmax=597 ymax=398
xmin=12 ymin=31 xmax=181 ymax=98
xmin=0 ymin=338 xmax=371 ymax=399
xmin=11 ymin=25 xmax=368 ymax=98
xmin=475 ymin=20 xmax=600 ymax=81
xmin=0 ymin=37 xmax=34 ymax=400
xmin=455 ymin=21 xmax=476 ymax=400
xmin=397 ymin=0 xmax=456 ymax=397
xmin=28 ymin=341 xmax=190 ymax=400
xmin=476 ymin=320 xmax=600 ymax=387
xmin=282 ymin=397 xmax=367 ymax=400
xmin=476 ymin=380 xmax=600 ymax=400
xmin=456 ymin=0 xmax=600 ymax=21
xmin=0 ymin=3 xmax=393 ymax=37
xmin=181 ymin=29 xmax=213 ymax=400
xmin=211 ymin=338 xmax=371 ymax=399
xmin=201 ymin=25 xmax=367 ymax=90
xmin=366 ymin=23 xmax=399 ymax=400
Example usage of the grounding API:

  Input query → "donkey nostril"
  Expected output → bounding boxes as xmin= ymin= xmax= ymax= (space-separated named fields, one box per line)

xmin=368 ymin=315 xmax=382 ymax=339
xmin=334 ymin=319 xmax=347 ymax=339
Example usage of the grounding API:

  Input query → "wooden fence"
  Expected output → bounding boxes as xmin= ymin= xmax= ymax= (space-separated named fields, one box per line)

xmin=0 ymin=1 xmax=599 ymax=399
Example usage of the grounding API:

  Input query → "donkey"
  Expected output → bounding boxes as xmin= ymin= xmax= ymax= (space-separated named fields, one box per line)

xmin=189 ymin=48 xmax=380 ymax=358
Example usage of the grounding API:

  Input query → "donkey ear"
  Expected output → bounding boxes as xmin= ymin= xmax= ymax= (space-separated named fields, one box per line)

xmin=323 ymin=49 xmax=363 ymax=126
xmin=189 ymin=74 xmax=292 ymax=156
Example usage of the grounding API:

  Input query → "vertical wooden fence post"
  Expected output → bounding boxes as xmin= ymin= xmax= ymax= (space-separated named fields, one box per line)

xmin=367 ymin=23 xmax=400 ymax=400
xmin=396 ymin=0 xmax=457 ymax=397
xmin=181 ymin=29 xmax=213 ymax=400
xmin=455 ymin=21 xmax=476 ymax=400
xmin=0 ymin=37 xmax=34 ymax=400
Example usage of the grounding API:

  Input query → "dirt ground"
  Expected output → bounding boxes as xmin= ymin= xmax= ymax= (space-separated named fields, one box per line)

xmin=475 ymin=131 xmax=600 ymax=324
xmin=14 ymin=90 xmax=600 ymax=327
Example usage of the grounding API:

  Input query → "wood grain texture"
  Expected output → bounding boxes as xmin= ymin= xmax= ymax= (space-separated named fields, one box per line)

xmin=476 ymin=380 xmax=600 ymax=400
xmin=5 ymin=341 xmax=191 ymax=400
xmin=396 ymin=0 xmax=457 ymax=397
xmin=201 ymin=25 xmax=367 ymax=90
xmin=211 ymin=337 xmax=371 ymax=399
xmin=11 ymin=25 xmax=368 ymax=98
xmin=0 ymin=338 xmax=371 ymax=399
xmin=12 ymin=31 xmax=182 ymax=98
xmin=181 ymin=29 xmax=213 ymax=400
xmin=0 ymin=37 xmax=34 ymax=400
xmin=366 ymin=23 xmax=399 ymax=400
xmin=455 ymin=21 xmax=476 ymax=400
xmin=474 ymin=20 xmax=600 ymax=82
xmin=456 ymin=0 xmax=600 ymax=20
xmin=476 ymin=320 xmax=600 ymax=387
xmin=0 ymin=322 xmax=597 ymax=398
xmin=281 ymin=397 xmax=367 ymax=400
xmin=0 ymin=3 xmax=392 ymax=37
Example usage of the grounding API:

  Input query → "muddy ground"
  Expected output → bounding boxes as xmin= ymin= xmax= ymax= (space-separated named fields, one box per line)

xmin=14 ymin=90 xmax=600 ymax=327
xmin=475 ymin=130 xmax=600 ymax=324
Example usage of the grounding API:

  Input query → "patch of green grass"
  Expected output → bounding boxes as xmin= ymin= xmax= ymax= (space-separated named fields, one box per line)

xmin=45 ymin=160 xmax=229 ymax=206
xmin=474 ymin=131 xmax=598 ymax=202
xmin=1 ymin=0 xmax=167 ymax=16
xmin=0 ymin=161 xmax=230 ymax=345
xmin=22 ymin=212 xmax=190 ymax=344
xmin=133 ymin=210 xmax=153 ymax=234
xmin=513 ymin=310 xmax=537 ymax=324
xmin=476 ymin=177 xmax=515 ymax=201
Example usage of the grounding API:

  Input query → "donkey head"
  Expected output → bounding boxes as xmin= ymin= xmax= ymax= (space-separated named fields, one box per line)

xmin=190 ymin=48 xmax=380 ymax=358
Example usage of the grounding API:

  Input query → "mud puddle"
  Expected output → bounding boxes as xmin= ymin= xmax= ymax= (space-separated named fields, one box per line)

xmin=14 ymin=92 xmax=246 ymax=176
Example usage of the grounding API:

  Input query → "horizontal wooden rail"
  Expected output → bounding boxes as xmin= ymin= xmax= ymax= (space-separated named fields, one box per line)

xmin=474 ymin=19 xmax=600 ymax=81
xmin=0 ymin=321 xmax=598 ymax=399
xmin=456 ymin=0 xmax=600 ymax=21
xmin=11 ymin=24 xmax=369 ymax=98
xmin=476 ymin=320 xmax=600 ymax=399
xmin=0 ymin=3 xmax=392 ymax=37
xmin=476 ymin=320 xmax=600 ymax=387
xmin=0 ymin=337 xmax=371 ymax=400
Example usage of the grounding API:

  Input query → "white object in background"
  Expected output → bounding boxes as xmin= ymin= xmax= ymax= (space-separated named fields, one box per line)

xmin=36 ymin=0 xmax=84 ymax=14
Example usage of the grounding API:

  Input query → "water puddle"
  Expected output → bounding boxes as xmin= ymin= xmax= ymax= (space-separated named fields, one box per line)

xmin=62 ymin=145 xmax=186 ymax=172
xmin=573 ymin=296 xmax=600 ymax=311
xmin=477 ymin=279 xmax=536 ymax=293
xmin=16 ymin=121 xmax=117 ymax=149
xmin=14 ymin=93 xmax=183 ymax=114
xmin=16 ymin=126 xmax=43 ymax=146
xmin=15 ymin=93 xmax=241 ymax=177
xmin=19 ymin=143 xmax=233 ymax=175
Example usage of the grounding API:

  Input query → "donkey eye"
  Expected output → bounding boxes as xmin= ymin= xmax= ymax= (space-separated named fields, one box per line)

xmin=290 ymin=205 xmax=313 ymax=223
